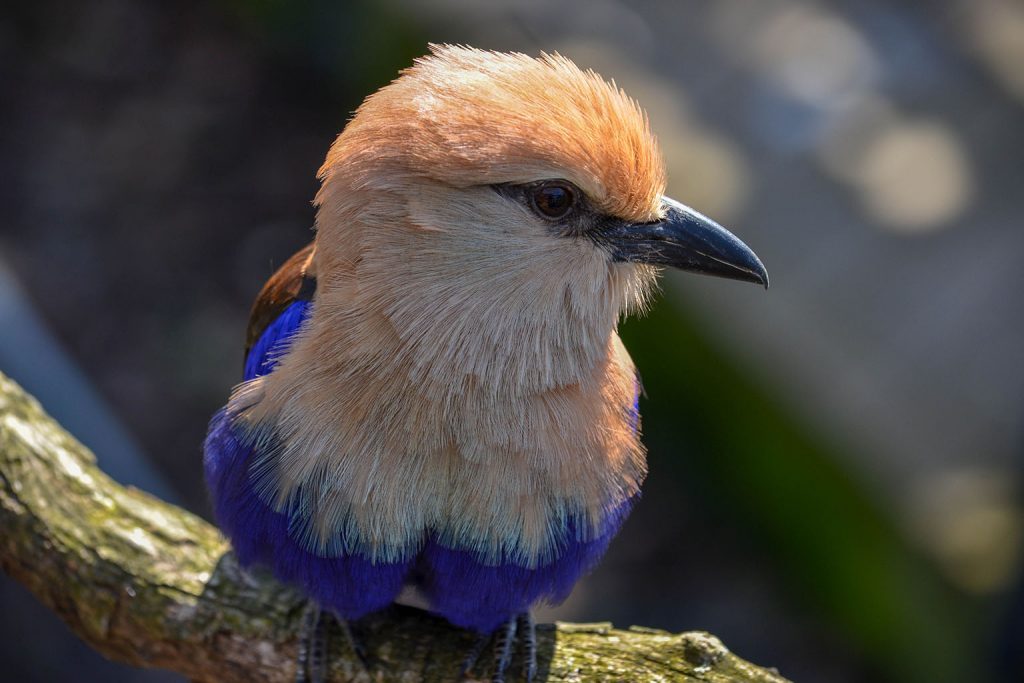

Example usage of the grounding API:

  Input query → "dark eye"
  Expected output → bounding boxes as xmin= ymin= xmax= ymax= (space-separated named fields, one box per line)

xmin=530 ymin=181 xmax=577 ymax=220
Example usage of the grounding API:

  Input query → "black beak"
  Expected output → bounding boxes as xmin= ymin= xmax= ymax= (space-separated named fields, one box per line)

xmin=603 ymin=197 xmax=768 ymax=288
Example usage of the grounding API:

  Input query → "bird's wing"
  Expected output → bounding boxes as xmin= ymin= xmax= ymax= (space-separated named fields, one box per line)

xmin=243 ymin=242 xmax=316 ymax=380
xmin=206 ymin=240 xmax=415 ymax=619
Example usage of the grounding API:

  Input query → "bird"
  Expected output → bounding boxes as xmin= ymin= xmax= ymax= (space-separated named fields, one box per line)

xmin=203 ymin=44 xmax=768 ymax=683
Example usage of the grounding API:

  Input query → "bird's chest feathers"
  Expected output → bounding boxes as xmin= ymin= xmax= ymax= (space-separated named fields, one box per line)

xmin=236 ymin=321 xmax=645 ymax=566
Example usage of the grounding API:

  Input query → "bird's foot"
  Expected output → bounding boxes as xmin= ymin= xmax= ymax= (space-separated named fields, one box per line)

xmin=296 ymin=602 xmax=327 ymax=683
xmin=460 ymin=612 xmax=536 ymax=683
xmin=329 ymin=609 xmax=371 ymax=669
xmin=518 ymin=613 xmax=537 ymax=683
xmin=295 ymin=602 xmax=370 ymax=683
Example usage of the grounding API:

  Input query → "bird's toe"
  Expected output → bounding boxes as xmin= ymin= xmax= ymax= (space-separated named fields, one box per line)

xmin=460 ymin=612 xmax=536 ymax=683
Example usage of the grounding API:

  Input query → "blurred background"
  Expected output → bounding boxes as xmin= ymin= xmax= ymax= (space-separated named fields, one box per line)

xmin=1 ymin=0 xmax=1022 ymax=681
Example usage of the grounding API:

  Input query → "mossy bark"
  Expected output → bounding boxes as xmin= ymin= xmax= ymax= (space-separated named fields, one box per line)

xmin=0 ymin=371 xmax=789 ymax=682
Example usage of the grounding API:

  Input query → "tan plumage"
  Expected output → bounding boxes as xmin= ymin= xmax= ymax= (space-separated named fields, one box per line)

xmin=230 ymin=45 xmax=665 ymax=565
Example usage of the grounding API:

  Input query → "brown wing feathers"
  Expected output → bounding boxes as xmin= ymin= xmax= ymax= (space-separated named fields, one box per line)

xmin=244 ymin=242 xmax=317 ymax=359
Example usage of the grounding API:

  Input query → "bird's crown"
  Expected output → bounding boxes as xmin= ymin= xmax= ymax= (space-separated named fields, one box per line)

xmin=319 ymin=44 xmax=666 ymax=224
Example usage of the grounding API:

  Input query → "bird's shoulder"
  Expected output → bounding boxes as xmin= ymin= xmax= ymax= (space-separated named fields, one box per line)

xmin=245 ymin=242 xmax=316 ymax=360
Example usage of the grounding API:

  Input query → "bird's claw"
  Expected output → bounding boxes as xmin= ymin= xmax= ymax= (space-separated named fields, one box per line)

xmin=460 ymin=612 xmax=536 ymax=683
xmin=296 ymin=602 xmax=370 ymax=683
xmin=517 ymin=613 xmax=537 ymax=683
xmin=330 ymin=609 xmax=371 ymax=670
xmin=296 ymin=602 xmax=326 ymax=683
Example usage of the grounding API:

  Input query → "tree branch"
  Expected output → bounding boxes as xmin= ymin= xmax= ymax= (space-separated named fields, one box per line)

xmin=0 ymin=371 xmax=789 ymax=682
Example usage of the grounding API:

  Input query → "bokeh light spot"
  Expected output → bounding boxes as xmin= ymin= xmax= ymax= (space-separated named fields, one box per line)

xmin=856 ymin=121 xmax=974 ymax=233
xmin=964 ymin=0 xmax=1024 ymax=104
xmin=753 ymin=6 xmax=878 ymax=110
xmin=908 ymin=469 xmax=1023 ymax=594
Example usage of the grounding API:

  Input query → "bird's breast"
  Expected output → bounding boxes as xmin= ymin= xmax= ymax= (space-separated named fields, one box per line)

xmin=232 ymin=312 xmax=645 ymax=566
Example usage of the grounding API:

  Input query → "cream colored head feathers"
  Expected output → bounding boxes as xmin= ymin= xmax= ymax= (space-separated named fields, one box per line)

xmin=319 ymin=45 xmax=665 ymax=221
xmin=234 ymin=46 xmax=658 ymax=565
xmin=311 ymin=45 xmax=665 ymax=392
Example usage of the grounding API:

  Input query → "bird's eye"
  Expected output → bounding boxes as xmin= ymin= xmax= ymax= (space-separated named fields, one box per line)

xmin=530 ymin=182 xmax=577 ymax=220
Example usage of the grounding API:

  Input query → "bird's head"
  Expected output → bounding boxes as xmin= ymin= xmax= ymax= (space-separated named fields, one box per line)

xmin=309 ymin=45 xmax=767 ymax=392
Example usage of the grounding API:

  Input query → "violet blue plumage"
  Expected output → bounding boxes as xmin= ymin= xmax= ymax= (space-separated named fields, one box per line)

xmin=243 ymin=299 xmax=312 ymax=381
